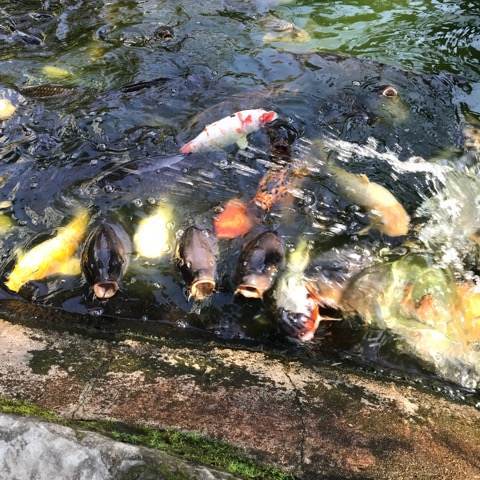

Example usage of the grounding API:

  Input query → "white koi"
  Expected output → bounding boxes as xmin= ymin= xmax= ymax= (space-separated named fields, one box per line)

xmin=180 ymin=109 xmax=278 ymax=154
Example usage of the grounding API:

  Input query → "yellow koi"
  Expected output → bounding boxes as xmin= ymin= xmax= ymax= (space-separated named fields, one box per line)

xmin=329 ymin=165 xmax=410 ymax=237
xmin=6 ymin=209 xmax=89 ymax=292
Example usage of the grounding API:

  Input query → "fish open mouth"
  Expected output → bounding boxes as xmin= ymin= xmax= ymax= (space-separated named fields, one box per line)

xmin=235 ymin=273 xmax=273 ymax=299
xmin=93 ymin=281 xmax=119 ymax=299
xmin=235 ymin=284 xmax=263 ymax=299
xmin=190 ymin=279 xmax=216 ymax=301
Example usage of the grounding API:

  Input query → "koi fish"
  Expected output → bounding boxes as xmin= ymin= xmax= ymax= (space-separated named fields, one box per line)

xmin=176 ymin=226 xmax=218 ymax=301
xmin=180 ymin=109 xmax=278 ymax=154
xmin=81 ymin=221 xmax=132 ymax=299
xmin=235 ymin=230 xmax=285 ymax=299
xmin=6 ymin=209 xmax=89 ymax=293
xmin=213 ymin=199 xmax=255 ymax=239
xmin=214 ymin=167 xmax=295 ymax=239
xmin=329 ymin=165 xmax=410 ymax=237
xmin=20 ymin=84 xmax=75 ymax=98
xmin=274 ymin=240 xmax=321 ymax=341
xmin=254 ymin=167 xmax=291 ymax=211
xmin=261 ymin=16 xmax=311 ymax=44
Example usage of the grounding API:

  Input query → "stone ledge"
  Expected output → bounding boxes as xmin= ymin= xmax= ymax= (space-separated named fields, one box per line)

xmin=0 ymin=317 xmax=479 ymax=479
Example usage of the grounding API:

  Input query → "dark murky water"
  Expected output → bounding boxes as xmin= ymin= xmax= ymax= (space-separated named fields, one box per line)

xmin=0 ymin=0 xmax=479 ymax=401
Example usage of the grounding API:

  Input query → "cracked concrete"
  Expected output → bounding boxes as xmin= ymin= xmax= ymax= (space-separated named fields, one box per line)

xmin=0 ymin=318 xmax=479 ymax=479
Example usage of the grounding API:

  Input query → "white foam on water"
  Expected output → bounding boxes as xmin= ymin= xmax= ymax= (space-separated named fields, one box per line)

xmin=417 ymin=168 xmax=480 ymax=272
xmin=323 ymin=136 xmax=452 ymax=182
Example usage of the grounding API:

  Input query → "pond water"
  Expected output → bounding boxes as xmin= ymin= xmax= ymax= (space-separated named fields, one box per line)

xmin=0 ymin=0 xmax=479 ymax=401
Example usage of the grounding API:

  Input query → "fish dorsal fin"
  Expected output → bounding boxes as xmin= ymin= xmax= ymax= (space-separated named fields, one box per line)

xmin=359 ymin=174 xmax=370 ymax=184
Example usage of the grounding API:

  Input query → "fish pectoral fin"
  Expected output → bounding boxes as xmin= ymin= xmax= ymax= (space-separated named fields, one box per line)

xmin=55 ymin=257 xmax=81 ymax=276
xmin=236 ymin=135 xmax=249 ymax=150
xmin=357 ymin=225 xmax=372 ymax=236
xmin=362 ymin=211 xmax=385 ymax=235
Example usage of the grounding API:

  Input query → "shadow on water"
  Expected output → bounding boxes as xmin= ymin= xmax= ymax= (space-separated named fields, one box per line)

xmin=0 ymin=0 xmax=479 ymax=403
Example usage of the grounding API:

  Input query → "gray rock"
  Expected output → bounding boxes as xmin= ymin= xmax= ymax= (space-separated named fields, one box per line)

xmin=0 ymin=413 xmax=238 ymax=480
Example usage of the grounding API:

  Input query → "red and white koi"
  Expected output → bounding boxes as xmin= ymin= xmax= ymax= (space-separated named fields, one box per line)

xmin=180 ymin=109 xmax=278 ymax=154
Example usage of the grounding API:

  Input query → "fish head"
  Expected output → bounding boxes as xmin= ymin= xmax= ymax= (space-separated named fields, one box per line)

xmin=235 ymin=231 xmax=285 ymax=299
xmin=81 ymin=222 xmax=131 ymax=299
xmin=176 ymin=227 xmax=217 ymax=301
xmin=235 ymin=273 xmax=275 ymax=299
xmin=278 ymin=305 xmax=320 ymax=342
xmin=190 ymin=278 xmax=216 ymax=301
xmin=276 ymin=278 xmax=320 ymax=341
xmin=259 ymin=110 xmax=278 ymax=125
xmin=179 ymin=141 xmax=194 ymax=155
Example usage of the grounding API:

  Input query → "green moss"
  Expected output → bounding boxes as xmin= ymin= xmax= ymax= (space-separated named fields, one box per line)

xmin=0 ymin=398 xmax=60 ymax=422
xmin=79 ymin=421 xmax=293 ymax=480
xmin=0 ymin=397 xmax=294 ymax=480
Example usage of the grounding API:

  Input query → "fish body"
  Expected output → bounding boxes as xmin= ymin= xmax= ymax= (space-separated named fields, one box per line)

xmin=81 ymin=222 xmax=132 ymax=299
xmin=341 ymin=255 xmax=480 ymax=389
xmin=180 ymin=109 xmax=278 ymax=154
xmin=254 ymin=167 xmax=291 ymax=211
xmin=274 ymin=240 xmax=320 ymax=341
xmin=133 ymin=206 xmax=172 ymax=259
xmin=176 ymin=226 xmax=218 ymax=301
xmin=235 ymin=230 xmax=285 ymax=299
xmin=20 ymin=84 xmax=75 ymax=98
xmin=6 ymin=210 xmax=89 ymax=293
xmin=213 ymin=199 xmax=254 ymax=239
xmin=330 ymin=165 xmax=410 ymax=237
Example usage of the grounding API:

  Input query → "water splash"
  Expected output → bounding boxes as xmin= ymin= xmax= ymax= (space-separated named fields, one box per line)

xmin=417 ymin=167 xmax=480 ymax=274
xmin=323 ymin=136 xmax=452 ymax=182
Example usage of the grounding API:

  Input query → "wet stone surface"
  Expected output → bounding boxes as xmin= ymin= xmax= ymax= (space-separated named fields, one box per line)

xmin=0 ymin=318 xmax=479 ymax=479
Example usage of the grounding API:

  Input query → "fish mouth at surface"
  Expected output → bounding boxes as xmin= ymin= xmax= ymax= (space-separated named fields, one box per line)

xmin=190 ymin=279 xmax=216 ymax=301
xmin=93 ymin=281 xmax=119 ymax=299
xmin=235 ymin=284 xmax=264 ymax=299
